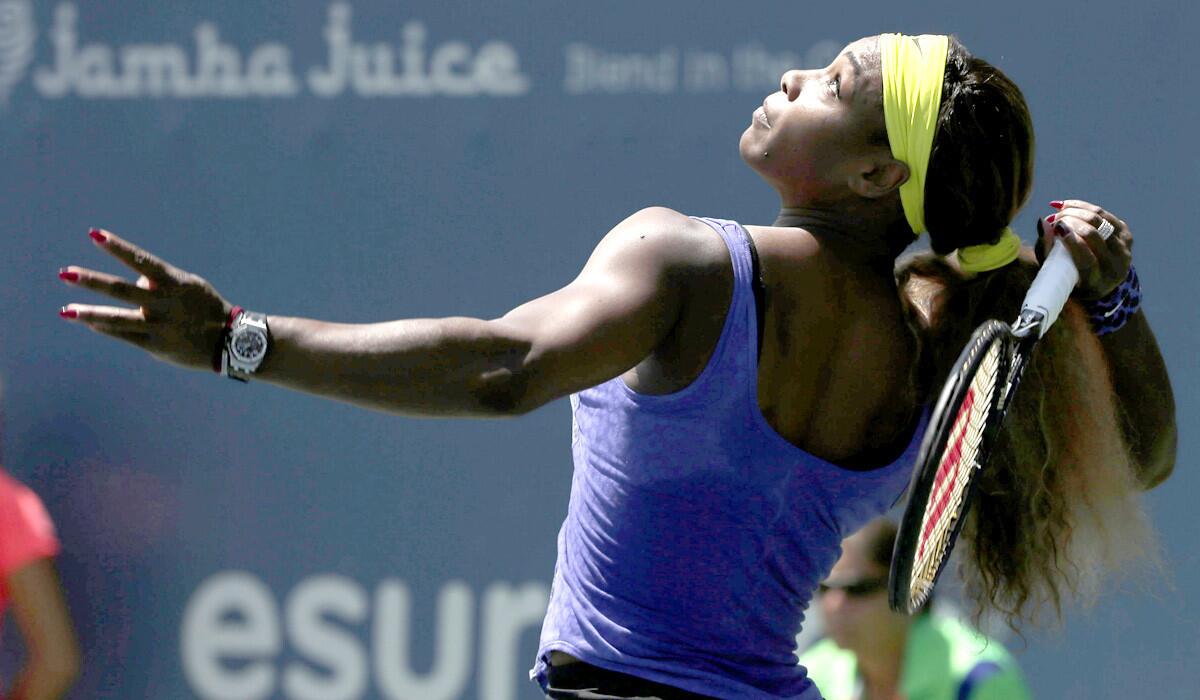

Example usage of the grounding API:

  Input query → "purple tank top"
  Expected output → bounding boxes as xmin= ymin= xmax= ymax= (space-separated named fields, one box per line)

xmin=532 ymin=218 xmax=927 ymax=699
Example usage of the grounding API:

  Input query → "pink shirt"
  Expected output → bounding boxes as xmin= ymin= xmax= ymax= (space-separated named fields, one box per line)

xmin=0 ymin=469 xmax=60 ymax=620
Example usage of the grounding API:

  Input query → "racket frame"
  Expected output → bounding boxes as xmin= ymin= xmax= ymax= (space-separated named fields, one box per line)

xmin=888 ymin=320 xmax=1013 ymax=613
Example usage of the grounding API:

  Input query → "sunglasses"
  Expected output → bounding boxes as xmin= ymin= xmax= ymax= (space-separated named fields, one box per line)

xmin=816 ymin=576 xmax=888 ymax=598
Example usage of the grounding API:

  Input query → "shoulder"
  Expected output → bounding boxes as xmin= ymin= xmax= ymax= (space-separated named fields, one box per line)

xmin=927 ymin=616 xmax=1028 ymax=692
xmin=0 ymin=470 xmax=59 ymax=574
xmin=591 ymin=208 xmax=735 ymax=280
xmin=926 ymin=615 xmax=1017 ymax=665
xmin=798 ymin=639 xmax=857 ymax=699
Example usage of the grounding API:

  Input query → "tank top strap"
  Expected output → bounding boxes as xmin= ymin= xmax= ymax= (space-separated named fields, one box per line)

xmin=690 ymin=216 xmax=760 ymax=387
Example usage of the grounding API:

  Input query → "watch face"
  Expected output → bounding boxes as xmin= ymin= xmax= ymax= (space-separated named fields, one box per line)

xmin=231 ymin=328 xmax=267 ymax=363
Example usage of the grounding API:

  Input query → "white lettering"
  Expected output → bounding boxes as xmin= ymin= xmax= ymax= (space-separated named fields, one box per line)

xmin=194 ymin=22 xmax=243 ymax=96
xmin=180 ymin=571 xmax=281 ymax=700
xmin=308 ymin=4 xmax=529 ymax=98
xmin=479 ymin=581 xmax=551 ymax=700
xmin=120 ymin=44 xmax=191 ymax=97
xmin=245 ymin=44 xmax=300 ymax=96
xmin=564 ymin=43 xmax=678 ymax=94
xmin=429 ymin=41 xmax=474 ymax=96
xmin=475 ymin=42 xmax=530 ymax=96
xmin=307 ymin=2 xmax=351 ymax=97
xmin=373 ymin=579 xmax=473 ymax=700
xmin=32 ymin=4 xmax=78 ymax=97
xmin=732 ymin=43 xmax=803 ymax=92
xmin=28 ymin=2 xmax=545 ymax=100
xmin=283 ymin=575 xmax=369 ymax=700
xmin=180 ymin=573 xmax=551 ymax=700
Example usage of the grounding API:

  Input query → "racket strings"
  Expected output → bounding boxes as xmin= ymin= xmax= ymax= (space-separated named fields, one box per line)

xmin=909 ymin=339 xmax=1004 ymax=607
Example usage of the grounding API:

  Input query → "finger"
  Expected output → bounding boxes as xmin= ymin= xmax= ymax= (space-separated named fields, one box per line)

xmin=1034 ymin=216 xmax=1052 ymax=264
xmin=88 ymin=228 xmax=175 ymax=283
xmin=58 ymin=267 xmax=156 ymax=306
xmin=1055 ymin=211 xmax=1131 ymax=277
xmin=1055 ymin=201 xmax=1129 ymax=244
xmin=60 ymin=304 xmax=146 ymax=330
xmin=1056 ymin=208 xmax=1128 ymax=256
xmin=1050 ymin=220 xmax=1100 ymax=277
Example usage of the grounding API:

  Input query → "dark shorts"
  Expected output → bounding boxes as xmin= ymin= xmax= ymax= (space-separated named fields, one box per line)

xmin=544 ymin=660 xmax=720 ymax=700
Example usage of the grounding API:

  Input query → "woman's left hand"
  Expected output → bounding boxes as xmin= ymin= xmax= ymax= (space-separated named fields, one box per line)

xmin=1035 ymin=199 xmax=1133 ymax=300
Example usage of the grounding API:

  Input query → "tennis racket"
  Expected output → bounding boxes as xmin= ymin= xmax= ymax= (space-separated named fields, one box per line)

xmin=888 ymin=239 xmax=1079 ymax=614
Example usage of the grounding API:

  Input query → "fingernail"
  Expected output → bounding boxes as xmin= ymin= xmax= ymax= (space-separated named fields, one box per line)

xmin=89 ymin=228 xmax=107 ymax=244
xmin=58 ymin=269 xmax=79 ymax=282
xmin=1046 ymin=213 xmax=1057 ymax=223
xmin=59 ymin=307 xmax=77 ymax=319
xmin=1049 ymin=201 xmax=1064 ymax=209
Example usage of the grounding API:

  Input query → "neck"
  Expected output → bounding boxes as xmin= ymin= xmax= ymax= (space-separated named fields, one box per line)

xmin=772 ymin=203 xmax=910 ymax=274
xmin=854 ymin=621 xmax=910 ymax=700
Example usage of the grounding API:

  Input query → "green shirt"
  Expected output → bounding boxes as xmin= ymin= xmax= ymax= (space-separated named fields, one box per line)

xmin=798 ymin=614 xmax=1032 ymax=700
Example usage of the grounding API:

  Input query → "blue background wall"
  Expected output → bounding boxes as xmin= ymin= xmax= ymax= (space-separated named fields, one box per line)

xmin=1 ymin=1 xmax=1196 ymax=698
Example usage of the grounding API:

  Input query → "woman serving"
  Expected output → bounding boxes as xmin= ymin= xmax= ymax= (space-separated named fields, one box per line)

xmin=59 ymin=33 xmax=1174 ymax=700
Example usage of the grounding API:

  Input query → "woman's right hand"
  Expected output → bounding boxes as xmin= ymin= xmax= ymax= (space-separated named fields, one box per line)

xmin=59 ymin=228 xmax=234 ymax=372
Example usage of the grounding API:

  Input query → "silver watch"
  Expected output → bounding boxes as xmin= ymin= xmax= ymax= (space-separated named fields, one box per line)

xmin=223 ymin=310 xmax=270 ymax=382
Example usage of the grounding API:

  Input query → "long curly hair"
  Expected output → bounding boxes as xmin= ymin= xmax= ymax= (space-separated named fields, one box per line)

xmin=893 ymin=37 xmax=1157 ymax=628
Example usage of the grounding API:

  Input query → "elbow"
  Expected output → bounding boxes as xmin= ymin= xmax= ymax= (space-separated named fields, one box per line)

xmin=469 ymin=363 xmax=544 ymax=417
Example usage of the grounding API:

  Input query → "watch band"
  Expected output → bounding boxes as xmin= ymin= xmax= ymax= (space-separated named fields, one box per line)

xmin=213 ymin=305 xmax=244 ymax=374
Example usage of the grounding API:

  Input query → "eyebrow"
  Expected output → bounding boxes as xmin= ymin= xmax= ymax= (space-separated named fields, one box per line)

xmin=844 ymin=51 xmax=863 ymax=79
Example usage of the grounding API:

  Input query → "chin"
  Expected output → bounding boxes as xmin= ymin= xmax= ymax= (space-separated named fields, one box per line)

xmin=738 ymin=128 xmax=755 ymax=162
xmin=738 ymin=129 xmax=770 ymax=176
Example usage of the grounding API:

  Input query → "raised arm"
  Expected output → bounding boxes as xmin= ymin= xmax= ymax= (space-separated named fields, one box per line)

xmin=60 ymin=208 xmax=705 ymax=416
xmin=1041 ymin=200 xmax=1177 ymax=488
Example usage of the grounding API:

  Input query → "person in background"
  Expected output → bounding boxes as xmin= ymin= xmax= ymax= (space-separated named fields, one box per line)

xmin=801 ymin=518 xmax=1030 ymax=700
xmin=0 ymin=410 xmax=79 ymax=700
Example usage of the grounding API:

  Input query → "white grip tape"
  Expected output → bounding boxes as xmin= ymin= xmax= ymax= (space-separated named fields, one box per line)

xmin=1020 ymin=240 xmax=1080 ymax=336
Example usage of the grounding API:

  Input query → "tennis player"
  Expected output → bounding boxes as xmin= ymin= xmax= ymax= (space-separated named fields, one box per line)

xmin=58 ymin=33 xmax=1174 ymax=699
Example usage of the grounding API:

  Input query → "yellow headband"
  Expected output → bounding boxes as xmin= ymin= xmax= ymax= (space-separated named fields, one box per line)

xmin=880 ymin=33 xmax=1020 ymax=273
xmin=880 ymin=33 xmax=947 ymax=236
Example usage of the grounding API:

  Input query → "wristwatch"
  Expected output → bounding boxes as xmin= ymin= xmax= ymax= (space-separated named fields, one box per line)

xmin=223 ymin=308 xmax=270 ymax=382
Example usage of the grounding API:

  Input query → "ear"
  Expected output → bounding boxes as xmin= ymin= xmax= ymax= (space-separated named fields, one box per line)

xmin=848 ymin=156 xmax=909 ymax=199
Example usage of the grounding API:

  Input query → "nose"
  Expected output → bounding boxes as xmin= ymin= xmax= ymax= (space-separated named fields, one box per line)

xmin=779 ymin=69 xmax=809 ymax=101
xmin=819 ymin=588 xmax=847 ymax=613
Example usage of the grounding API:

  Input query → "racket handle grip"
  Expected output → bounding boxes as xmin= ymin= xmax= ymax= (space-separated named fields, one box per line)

xmin=1020 ymin=239 xmax=1079 ymax=337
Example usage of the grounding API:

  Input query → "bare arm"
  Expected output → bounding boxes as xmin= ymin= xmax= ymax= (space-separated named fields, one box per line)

xmin=6 ymin=559 xmax=80 ymax=700
xmin=1044 ymin=200 xmax=1177 ymax=488
xmin=61 ymin=208 xmax=704 ymax=416
xmin=1094 ymin=310 xmax=1176 ymax=488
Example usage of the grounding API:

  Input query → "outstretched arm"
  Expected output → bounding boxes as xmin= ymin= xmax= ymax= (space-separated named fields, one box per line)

xmin=61 ymin=208 xmax=703 ymax=417
xmin=1042 ymin=199 xmax=1177 ymax=488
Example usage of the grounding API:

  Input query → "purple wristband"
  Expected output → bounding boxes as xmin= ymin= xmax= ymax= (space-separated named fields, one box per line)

xmin=1080 ymin=266 xmax=1140 ymax=336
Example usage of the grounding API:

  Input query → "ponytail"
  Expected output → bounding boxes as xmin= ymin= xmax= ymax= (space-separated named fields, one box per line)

xmin=897 ymin=253 xmax=1156 ymax=628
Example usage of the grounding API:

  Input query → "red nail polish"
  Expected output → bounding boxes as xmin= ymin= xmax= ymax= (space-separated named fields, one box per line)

xmin=58 ymin=269 xmax=79 ymax=282
xmin=1046 ymin=214 xmax=1057 ymax=223
xmin=59 ymin=307 xmax=77 ymax=319
xmin=89 ymin=229 xmax=107 ymax=244
xmin=1049 ymin=201 xmax=1064 ymax=209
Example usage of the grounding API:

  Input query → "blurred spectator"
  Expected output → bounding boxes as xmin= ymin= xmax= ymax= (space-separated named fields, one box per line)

xmin=800 ymin=519 xmax=1029 ymax=700
xmin=0 ymin=465 xmax=79 ymax=700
